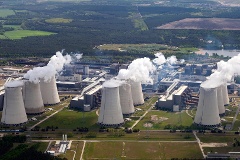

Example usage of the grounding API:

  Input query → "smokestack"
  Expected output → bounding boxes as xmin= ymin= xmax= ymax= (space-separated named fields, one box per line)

xmin=194 ymin=87 xmax=220 ymax=126
xmin=23 ymin=80 xmax=44 ymax=114
xmin=130 ymin=81 xmax=144 ymax=105
xmin=119 ymin=82 xmax=134 ymax=115
xmin=40 ymin=76 xmax=60 ymax=105
xmin=98 ymin=86 xmax=124 ymax=126
xmin=1 ymin=83 xmax=28 ymax=125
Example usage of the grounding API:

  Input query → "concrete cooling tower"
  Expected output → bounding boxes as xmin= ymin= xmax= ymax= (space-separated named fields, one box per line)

xmin=1 ymin=86 xmax=28 ymax=125
xmin=98 ymin=86 xmax=124 ymax=126
xmin=23 ymin=80 xmax=44 ymax=114
xmin=217 ymin=85 xmax=225 ymax=116
xmin=130 ymin=81 xmax=144 ymax=105
xmin=40 ymin=76 xmax=60 ymax=105
xmin=221 ymin=83 xmax=229 ymax=106
xmin=119 ymin=82 xmax=134 ymax=115
xmin=194 ymin=87 xmax=220 ymax=127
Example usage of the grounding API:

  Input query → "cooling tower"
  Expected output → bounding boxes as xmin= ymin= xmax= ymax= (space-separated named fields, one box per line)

xmin=217 ymin=85 xmax=225 ymax=116
xmin=40 ymin=76 xmax=60 ymax=105
xmin=119 ymin=82 xmax=134 ymax=115
xmin=1 ymin=86 xmax=28 ymax=125
xmin=23 ymin=80 xmax=44 ymax=114
xmin=194 ymin=87 xmax=220 ymax=126
xmin=130 ymin=81 xmax=144 ymax=105
xmin=221 ymin=83 xmax=229 ymax=106
xmin=98 ymin=86 xmax=124 ymax=126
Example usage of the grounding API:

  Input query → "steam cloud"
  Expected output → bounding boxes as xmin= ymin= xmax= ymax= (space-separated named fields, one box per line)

xmin=24 ymin=51 xmax=72 ymax=83
xmin=153 ymin=52 xmax=185 ymax=67
xmin=117 ymin=57 xmax=156 ymax=83
xmin=201 ymin=53 xmax=240 ymax=88
xmin=102 ymin=79 xmax=124 ymax=88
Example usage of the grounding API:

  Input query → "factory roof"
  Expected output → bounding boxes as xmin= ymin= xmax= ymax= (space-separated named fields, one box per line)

xmin=86 ymin=85 xmax=102 ymax=95
xmin=175 ymin=85 xmax=188 ymax=96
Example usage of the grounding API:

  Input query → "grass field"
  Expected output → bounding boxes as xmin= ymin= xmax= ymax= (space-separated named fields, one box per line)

xmin=38 ymin=108 xmax=99 ymax=130
xmin=45 ymin=18 xmax=73 ymax=24
xmin=134 ymin=110 xmax=194 ymax=130
xmin=0 ymin=9 xmax=15 ymax=18
xmin=129 ymin=12 xmax=148 ymax=31
xmin=83 ymin=141 xmax=203 ymax=159
xmin=3 ymin=25 xmax=22 ymax=30
xmin=197 ymin=133 xmax=240 ymax=143
xmin=4 ymin=30 xmax=56 ymax=39
xmin=203 ymin=146 xmax=240 ymax=154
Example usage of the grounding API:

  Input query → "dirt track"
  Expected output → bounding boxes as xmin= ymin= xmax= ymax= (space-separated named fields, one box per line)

xmin=156 ymin=18 xmax=240 ymax=30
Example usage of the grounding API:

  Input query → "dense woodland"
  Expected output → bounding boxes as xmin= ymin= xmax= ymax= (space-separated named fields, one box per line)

xmin=0 ymin=0 xmax=240 ymax=60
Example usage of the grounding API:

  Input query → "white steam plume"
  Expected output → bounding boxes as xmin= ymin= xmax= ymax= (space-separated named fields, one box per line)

xmin=102 ymin=79 xmax=124 ymax=88
xmin=24 ymin=51 xmax=72 ymax=83
xmin=117 ymin=57 xmax=156 ymax=83
xmin=166 ymin=55 xmax=178 ymax=65
xmin=153 ymin=52 xmax=185 ymax=66
xmin=75 ymin=53 xmax=83 ymax=60
xmin=201 ymin=53 xmax=240 ymax=88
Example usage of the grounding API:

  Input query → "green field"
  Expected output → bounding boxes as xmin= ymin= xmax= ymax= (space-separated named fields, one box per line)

xmin=134 ymin=110 xmax=194 ymax=130
xmin=45 ymin=18 xmax=73 ymax=24
xmin=0 ymin=9 xmax=15 ymax=18
xmin=3 ymin=25 xmax=22 ymax=30
xmin=4 ymin=30 xmax=56 ymax=39
xmin=83 ymin=141 xmax=203 ymax=159
xmin=38 ymin=108 xmax=99 ymax=130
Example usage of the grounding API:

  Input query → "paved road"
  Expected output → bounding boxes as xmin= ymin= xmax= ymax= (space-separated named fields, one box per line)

xmin=80 ymin=140 xmax=86 ymax=160
xmin=193 ymin=131 xmax=206 ymax=159
xmin=231 ymin=104 xmax=240 ymax=130
xmin=130 ymin=98 xmax=156 ymax=129
xmin=28 ymin=102 xmax=68 ymax=130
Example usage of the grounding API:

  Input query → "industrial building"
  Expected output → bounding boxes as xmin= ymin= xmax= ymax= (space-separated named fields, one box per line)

xmin=98 ymin=85 xmax=124 ymax=126
xmin=157 ymin=83 xmax=197 ymax=111
xmin=1 ymin=84 xmax=28 ymax=125
xmin=22 ymin=80 xmax=44 ymax=114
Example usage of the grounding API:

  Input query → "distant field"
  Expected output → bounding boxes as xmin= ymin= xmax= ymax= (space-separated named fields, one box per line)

xmin=3 ymin=25 xmax=22 ymax=30
xmin=4 ymin=30 xmax=56 ymax=39
xmin=83 ymin=141 xmax=203 ymax=159
xmin=0 ymin=9 xmax=15 ymax=18
xmin=156 ymin=18 xmax=240 ymax=30
xmin=45 ymin=18 xmax=73 ymax=24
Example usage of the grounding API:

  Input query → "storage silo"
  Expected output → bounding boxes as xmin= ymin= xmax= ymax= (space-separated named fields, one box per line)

xmin=217 ymin=85 xmax=225 ymax=116
xmin=194 ymin=86 xmax=220 ymax=126
xmin=119 ymin=82 xmax=134 ymax=115
xmin=98 ymin=86 xmax=124 ymax=126
xmin=40 ymin=76 xmax=60 ymax=105
xmin=1 ymin=85 xmax=28 ymax=125
xmin=130 ymin=81 xmax=144 ymax=105
xmin=221 ymin=83 xmax=229 ymax=106
xmin=23 ymin=80 xmax=44 ymax=114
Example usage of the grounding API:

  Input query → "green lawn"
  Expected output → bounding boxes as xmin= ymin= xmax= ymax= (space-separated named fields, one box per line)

xmin=83 ymin=141 xmax=203 ymax=159
xmin=197 ymin=133 xmax=240 ymax=143
xmin=134 ymin=110 xmax=194 ymax=130
xmin=38 ymin=108 xmax=99 ymax=130
xmin=0 ymin=34 xmax=7 ymax=39
xmin=3 ymin=25 xmax=22 ymax=30
xmin=0 ymin=9 xmax=15 ymax=18
xmin=4 ymin=30 xmax=56 ymax=39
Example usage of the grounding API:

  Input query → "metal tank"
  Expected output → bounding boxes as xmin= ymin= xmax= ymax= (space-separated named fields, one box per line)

xmin=40 ymin=76 xmax=60 ymax=105
xmin=130 ymin=81 xmax=144 ymax=105
xmin=1 ymin=86 xmax=28 ymax=125
xmin=119 ymin=82 xmax=134 ymax=115
xmin=98 ymin=86 xmax=124 ymax=126
xmin=194 ymin=86 xmax=220 ymax=126
xmin=23 ymin=80 xmax=44 ymax=114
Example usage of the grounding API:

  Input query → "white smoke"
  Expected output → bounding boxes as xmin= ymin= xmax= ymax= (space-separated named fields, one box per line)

xmin=117 ymin=57 xmax=156 ymax=83
xmin=201 ymin=53 xmax=240 ymax=88
xmin=75 ymin=53 xmax=83 ymax=60
xmin=5 ymin=80 xmax=24 ymax=88
xmin=24 ymin=51 xmax=72 ymax=83
xmin=153 ymin=52 xmax=185 ymax=67
xmin=102 ymin=79 xmax=124 ymax=88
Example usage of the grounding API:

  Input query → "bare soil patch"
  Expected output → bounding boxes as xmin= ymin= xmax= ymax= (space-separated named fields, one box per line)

xmin=156 ymin=18 xmax=240 ymax=30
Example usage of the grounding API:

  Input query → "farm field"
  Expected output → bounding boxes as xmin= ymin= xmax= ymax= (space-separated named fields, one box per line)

xmin=45 ymin=18 xmax=73 ymax=24
xmin=0 ymin=9 xmax=15 ymax=18
xmin=4 ymin=30 xmax=56 ymax=39
xmin=83 ymin=141 xmax=203 ymax=159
